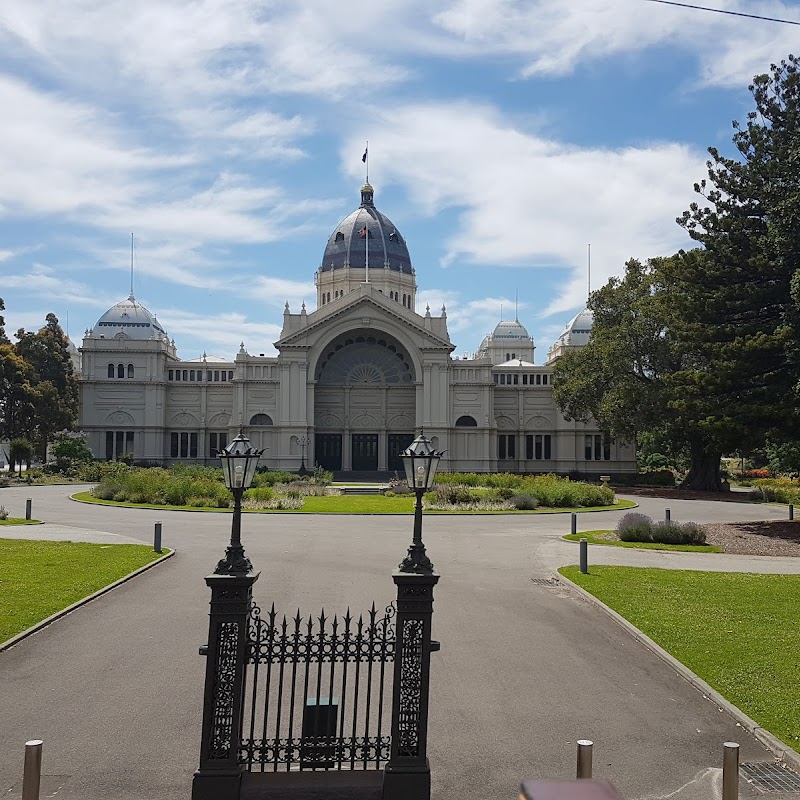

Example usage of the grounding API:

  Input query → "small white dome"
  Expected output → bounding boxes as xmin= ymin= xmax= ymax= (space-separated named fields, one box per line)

xmin=95 ymin=294 xmax=166 ymax=339
xmin=492 ymin=319 xmax=531 ymax=340
xmin=557 ymin=309 xmax=594 ymax=345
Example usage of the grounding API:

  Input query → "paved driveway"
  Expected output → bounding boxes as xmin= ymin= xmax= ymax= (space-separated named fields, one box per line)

xmin=1 ymin=485 xmax=798 ymax=800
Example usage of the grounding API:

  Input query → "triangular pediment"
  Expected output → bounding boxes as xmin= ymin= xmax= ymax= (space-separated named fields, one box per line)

xmin=275 ymin=289 xmax=453 ymax=351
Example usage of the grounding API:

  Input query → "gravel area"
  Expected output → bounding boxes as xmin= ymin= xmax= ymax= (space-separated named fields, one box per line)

xmin=702 ymin=520 xmax=800 ymax=556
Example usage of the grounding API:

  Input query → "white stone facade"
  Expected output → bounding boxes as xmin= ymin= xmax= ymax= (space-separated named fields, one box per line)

xmin=78 ymin=186 xmax=636 ymax=475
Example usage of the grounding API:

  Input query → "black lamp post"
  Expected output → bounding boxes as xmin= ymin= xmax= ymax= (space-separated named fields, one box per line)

xmin=298 ymin=435 xmax=309 ymax=476
xmin=398 ymin=433 xmax=444 ymax=574
xmin=215 ymin=430 xmax=263 ymax=574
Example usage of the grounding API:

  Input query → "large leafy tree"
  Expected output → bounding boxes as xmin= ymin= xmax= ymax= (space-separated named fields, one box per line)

xmin=13 ymin=313 xmax=79 ymax=459
xmin=555 ymin=56 xmax=800 ymax=490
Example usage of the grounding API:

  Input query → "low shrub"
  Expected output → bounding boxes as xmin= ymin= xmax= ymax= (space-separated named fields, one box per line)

xmin=741 ymin=468 xmax=771 ymax=481
xmin=252 ymin=469 xmax=298 ymax=487
xmin=244 ymin=486 xmax=274 ymax=503
xmin=0 ymin=505 xmax=7 ymax=520
xmin=617 ymin=513 xmax=654 ymax=542
xmin=488 ymin=487 xmax=515 ymax=501
xmin=92 ymin=484 xmax=119 ymax=501
xmin=617 ymin=513 xmax=706 ymax=545
xmin=750 ymin=478 xmax=800 ymax=504
xmin=635 ymin=469 xmax=676 ymax=487
xmin=435 ymin=472 xmax=483 ymax=487
xmin=510 ymin=493 xmax=538 ymax=510
xmin=384 ymin=490 xmax=396 ymax=497
xmin=309 ymin=465 xmax=333 ymax=485
xmin=431 ymin=485 xmax=473 ymax=505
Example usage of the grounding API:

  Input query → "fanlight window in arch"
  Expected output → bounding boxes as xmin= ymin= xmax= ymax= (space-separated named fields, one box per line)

xmin=455 ymin=415 xmax=478 ymax=427
xmin=250 ymin=413 xmax=273 ymax=425
xmin=317 ymin=335 xmax=414 ymax=385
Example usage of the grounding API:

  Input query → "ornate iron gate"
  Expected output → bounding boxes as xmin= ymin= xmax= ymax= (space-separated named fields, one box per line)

xmin=239 ymin=602 xmax=396 ymax=772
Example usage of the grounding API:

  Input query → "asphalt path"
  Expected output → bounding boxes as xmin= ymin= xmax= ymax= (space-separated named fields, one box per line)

xmin=1 ymin=485 xmax=798 ymax=800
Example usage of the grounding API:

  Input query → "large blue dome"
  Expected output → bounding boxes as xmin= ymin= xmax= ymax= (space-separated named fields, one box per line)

xmin=319 ymin=184 xmax=413 ymax=275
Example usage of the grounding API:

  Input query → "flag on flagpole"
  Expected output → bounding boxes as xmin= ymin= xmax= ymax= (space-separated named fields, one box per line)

xmin=362 ymin=147 xmax=368 ymax=163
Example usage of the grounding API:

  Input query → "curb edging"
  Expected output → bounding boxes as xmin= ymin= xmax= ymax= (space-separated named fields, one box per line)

xmin=0 ymin=548 xmax=175 ymax=653
xmin=557 ymin=570 xmax=800 ymax=774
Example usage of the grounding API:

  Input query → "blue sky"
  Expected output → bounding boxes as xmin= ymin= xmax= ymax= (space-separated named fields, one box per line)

xmin=1 ymin=0 xmax=798 ymax=360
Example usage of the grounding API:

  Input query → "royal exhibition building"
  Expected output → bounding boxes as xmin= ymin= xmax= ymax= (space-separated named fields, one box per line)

xmin=77 ymin=182 xmax=636 ymax=475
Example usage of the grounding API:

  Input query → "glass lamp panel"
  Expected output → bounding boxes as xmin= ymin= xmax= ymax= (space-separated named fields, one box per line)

xmin=243 ymin=452 xmax=262 ymax=487
xmin=219 ymin=455 xmax=235 ymax=489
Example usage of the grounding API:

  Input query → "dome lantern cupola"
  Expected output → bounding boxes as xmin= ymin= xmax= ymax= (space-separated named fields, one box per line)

xmin=316 ymin=183 xmax=418 ymax=311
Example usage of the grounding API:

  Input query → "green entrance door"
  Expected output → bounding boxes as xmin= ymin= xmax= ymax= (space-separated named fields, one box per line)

xmin=351 ymin=434 xmax=378 ymax=471
xmin=315 ymin=434 xmax=342 ymax=471
xmin=387 ymin=433 xmax=414 ymax=472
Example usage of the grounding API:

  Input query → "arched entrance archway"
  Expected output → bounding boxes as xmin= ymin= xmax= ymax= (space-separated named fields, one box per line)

xmin=313 ymin=329 xmax=416 ymax=471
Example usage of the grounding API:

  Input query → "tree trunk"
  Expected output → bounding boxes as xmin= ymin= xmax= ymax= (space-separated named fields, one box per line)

xmin=681 ymin=442 xmax=723 ymax=491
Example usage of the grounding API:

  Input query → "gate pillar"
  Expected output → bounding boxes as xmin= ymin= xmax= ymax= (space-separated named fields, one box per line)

xmin=192 ymin=571 xmax=259 ymax=800
xmin=383 ymin=570 xmax=440 ymax=800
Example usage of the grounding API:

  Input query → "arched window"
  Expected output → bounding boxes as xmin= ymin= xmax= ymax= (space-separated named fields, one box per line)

xmin=506 ymin=353 xmax=510 ymax=361
xmin=107 ymin=363 xmax=115 ymax=378
xmin=249 ymin=413 xmax=274 ymax=425
xmin=127 ymin=363 xmax=134 ymax=378
xmin=117 ymin=363 xmax=124 ymax=378
xmin=189 ymin=369 xmax=195 ymax=381
xmin=182 ymin=370 xmax=188 ymax=381
xmin=455 ymin=415 xmax=478 ymax=427
xmin=327 ymin=292 xmax=331 ymax=303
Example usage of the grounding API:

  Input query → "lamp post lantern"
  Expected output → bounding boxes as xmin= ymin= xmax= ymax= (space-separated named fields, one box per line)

xmin=216 ymin=430 xmax=263 ymax=574
xmin=398 ymin=433 xmax=444 ymax=574
xmin=298 ymin=435 xmax=309 ymax=477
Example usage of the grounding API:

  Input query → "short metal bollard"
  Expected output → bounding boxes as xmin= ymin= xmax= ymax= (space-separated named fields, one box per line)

xmin=790 ymin=504 xmax=794 ymax=521
xmin=22 ymin=739 xmax=43 ymax=800
xmin=576 ymin=739 xmax=593 ymax=779
xmin=722 ymin=742 xmax=739 ymax=800
xmin=154 ymin=521 xmax=162 ymax=554
xmin=25 ymin=498 xmax=32 ymax=521
xmin=571 ymin=512 xmax=577 ymax=537
xmin=579 ymin=539 xmax=589 ymax=574
xmin=665 ymin=508 xmax=671 ymax=523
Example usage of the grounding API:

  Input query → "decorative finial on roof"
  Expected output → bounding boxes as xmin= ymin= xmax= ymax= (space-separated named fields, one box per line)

xmin=202 ymin=351 xmax=207 ymax=361
xmin=301 ymin=301 xmax=306 ymax=312
xmin=425 ymin=304 xmax=431 ymax=317
xmin=239 ymin=342 xmax=245 ymax=353
xmin=441 ymin=304 xmax=447 ymax=318
xmin=284 ymin=301 xmax=290 ymax=313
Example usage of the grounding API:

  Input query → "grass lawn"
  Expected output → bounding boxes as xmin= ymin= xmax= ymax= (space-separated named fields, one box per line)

xmin=0 ymin=539 xmax=166 ymax=643
xmin=559 ymin=566 xmax=800 ymax=753
xmin=563 ymin=530 xmax=723 ymax=553
xmin=72 ymin=491 xmax=635 ymax=515
xmin=0 ymin=518 xmax=41 ymax=526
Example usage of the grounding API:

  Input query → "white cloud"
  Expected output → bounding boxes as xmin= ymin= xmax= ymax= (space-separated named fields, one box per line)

xmin=250 ymin=276 xmax=317 ymax=308
xmin=1 ymin=263 xmax=117 ymax=309
xmin=158 ymin=309 xmax=283 ymax=359
xmin=344 ymin=101 xmax=707 ymax=314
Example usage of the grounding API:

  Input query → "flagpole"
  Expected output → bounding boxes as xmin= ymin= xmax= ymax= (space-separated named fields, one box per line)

xmin=364 ymin=141 xmax=369 ymax=284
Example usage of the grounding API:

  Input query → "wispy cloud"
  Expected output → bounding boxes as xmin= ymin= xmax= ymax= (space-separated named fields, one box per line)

xmin=345 ymin=101 xmax=706 ymax=315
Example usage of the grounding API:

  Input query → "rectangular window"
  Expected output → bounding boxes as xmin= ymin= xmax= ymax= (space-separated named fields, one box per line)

xmin=544 ymin=435 xmax=552 ymax=460
xmin=171 ymin=432 xmax=179 ymax=458
xmin=513 ymin=374 xmax=518 ymax=385
xmin=168 ymin=369 xmax=174 ymax=380
xmin=522 ymin=374 xmax=528 ymax=385
xmin=190 ymin=370 xmax=195 ymax=381
xmin=498 ymin=434 xmax=515 ymax=459
xmin=221 ymin=371 xmax=227 ymax=381
xmin=180 ymin=432 xmax=189 ymax=458
xmin=526 ymin=435 xmax=533 ymax=460
xmin=219 ymin=433 xmax=227 ymax=452
xmin=604 ymin=439 xmax=611 ymax=460
xmin=535 ymin=374 xmax=541 ymax=385
xmin=229 ymin=371 xmax=234 ymax=380
xmin=190 ymin=433 xmax=198 ymax=459
xmin=535 ymin=435 xmax=543 ymax=460
xmin=493 ymin=374 xmax=499 ymax=384
xmin=209 ymin=433 xmax=217 ymax=456
xmin=214 ymin=370 xmax=220 ymax=381
xmin=499 ymin=374 xmax=505 ymax=385
xmin=594 ymin=435 xmax=602 ymax=461
xmin=207 ymin=370 xmax=212 ymax=381
xmin=543 ymin=374 xmax=548 ymax=385
xmin=115 ymin=431 xmax=124 ymax=458
xmin=585 ymin=436 xmax=593 ymax=460
xmin=106 ymin=431 xmax=114 ymax=461
xmin=125 ymin=431 xmax=134 ymax=455
xmin=182 ymin=370 xmax=188 ymax=381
